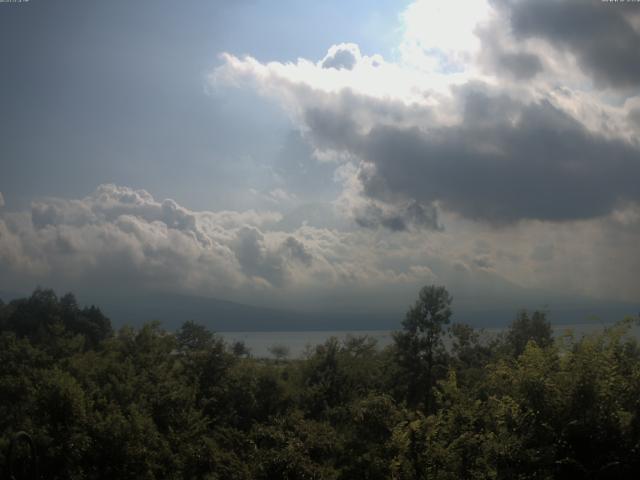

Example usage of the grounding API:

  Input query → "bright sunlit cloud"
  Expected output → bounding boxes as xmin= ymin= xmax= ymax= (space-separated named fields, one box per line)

xmin=399 ymin=0 xmax=493 ymax=72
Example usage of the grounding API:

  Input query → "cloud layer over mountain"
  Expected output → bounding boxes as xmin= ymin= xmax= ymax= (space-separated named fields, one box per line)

xmin=1 ymin=182 xmax=639 ymax=312
xmin=2 ymin=0 xmax=639 ymax=319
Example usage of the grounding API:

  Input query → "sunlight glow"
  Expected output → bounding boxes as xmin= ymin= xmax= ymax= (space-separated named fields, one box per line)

xmin=400 ymin=0 xmax=492 ymax=72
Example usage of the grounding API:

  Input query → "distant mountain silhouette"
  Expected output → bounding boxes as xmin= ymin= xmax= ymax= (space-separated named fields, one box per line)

xmin=3 ymin=288 xmax=638 ymax=332
xmin=0 ymin=290 xmax=24 ymax=303
xmin=93 ymin=292 xmax=639 ymax=332
xmin=96 ymin=293 xmax=397 ymax=332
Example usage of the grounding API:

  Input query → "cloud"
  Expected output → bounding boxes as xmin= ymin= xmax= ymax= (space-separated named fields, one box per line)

xmin=0 ymin=185 xmax=458 ymax=310
xmin=321 ymin=43 xmax=361 ymax=70
xmin=265 ymin=188 xmax=296 ymax=204
xmin=501 ymin=0 xmax=640 ymax=90
xmin=629 ymin=107 xmax=640 ymax=129
xmin=495 ymin=51 xmax=543 ymax=80
xmin=399 ymin=0 xmax=492 ymax=72
xmin=332 ymin=163 xmax=442 ymax=232
xmin=356 ymin=91 xmax=640 ymax=223
xmin=472 ymin=256 xmax=493 ymax=269
xmin=281 ymin=236 xmax=313 ymax=266
xmin=212 ymin=0 xmax=640 ymax=228
xmin=0 ymin=185 xmax=311 ymax=297
xmin=353 ymin=201 xmax=441 ymax=232
xmin=233 ymin=226 xmax=286 ymax=286
xmin=0 ymin=192 xmax=4 ymax=208
xmin=476 ymin=25 xmax=544 ymax=80
xmin=205 ymin=1 xmax=640 ymax=306
xmin=4 ymin=0 xmax=640 ymax=315
xmin=530 ymin=243 xmax=554 ymax=262
xmin=216 ymin=46 xmax=640 ymax=224
xmin=1 ymin=185 xmax=639 ymax=309
xmin=232 ymin=227 xmax=314 ymax=286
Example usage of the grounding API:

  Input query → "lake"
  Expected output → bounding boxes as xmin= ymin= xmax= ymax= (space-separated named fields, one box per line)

xmin=220 ymin=322 xmax=637 ymax=358
xmin=220 ymin=330 xmax=394 ymax=358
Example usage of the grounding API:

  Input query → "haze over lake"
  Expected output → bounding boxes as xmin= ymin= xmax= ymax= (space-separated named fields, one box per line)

xmin=221 ymin=322 xmax=640 ymax=358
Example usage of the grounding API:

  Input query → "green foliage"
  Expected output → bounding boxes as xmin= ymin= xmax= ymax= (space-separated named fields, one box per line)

xmin=250 ymin=412 xmax=339 ymax=479
xmin=505 ymin=310 xmax=553 ymax=357
xmin=268 ymin=344 xmax=291 ymax=362
xmin=393 ymin=285 xmax=453 ymax=411
xmin=231 ymin=340 xmax=251 ymax=358
xmin=1 ymin=288 xmax=640 ymax=479
xmin=0 ymin=288 xmax=112 ymax=350
xmin=177 ymin=320 xmax=215 ymax=352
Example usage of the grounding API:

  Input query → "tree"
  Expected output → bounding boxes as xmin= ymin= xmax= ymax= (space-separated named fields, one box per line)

xmin=449 ymin=322 xmax=493 ymax=387
xmin=268 ymin=344 xmax=290 ymax=362
xmin=232 ymin=340 xmax=251 ymax=358
xmin=394 ymin=285 xmax=452 ymax=412
xmin=176 ymin=321 xmax=215 ymax=352
xmin=506 ymin=310 xmax=553 ymax=357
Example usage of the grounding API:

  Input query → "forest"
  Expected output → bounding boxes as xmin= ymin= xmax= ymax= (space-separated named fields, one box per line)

xmin=1 ymin=286 xmax=640 ymax=479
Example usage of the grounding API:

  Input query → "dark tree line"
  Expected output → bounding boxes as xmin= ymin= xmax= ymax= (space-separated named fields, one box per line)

xmin=1 ymin=286 xmax=639 ymax=479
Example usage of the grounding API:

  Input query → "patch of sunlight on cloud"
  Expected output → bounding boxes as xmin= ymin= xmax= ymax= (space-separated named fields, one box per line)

xmin=400 ymin=0 xmax=493 ymax=72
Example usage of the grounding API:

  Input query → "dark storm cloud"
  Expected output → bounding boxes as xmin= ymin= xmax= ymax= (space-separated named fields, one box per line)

xmin=304 ymin=107 xmax=361 ymax=152
xmin=302 ymin=87 xmax=433 ymax=149
xmin=363 ymin=103 xmax=640 ymax=223
xmin=305 ymin=86 xmax=640 ymax=224
xmin=494 ymin=51 xmax=543 ymax=80
xmin=477 ymin=26 xmax=543 ymax=80
xmin=219 ymin=45 xmax=640 ymax=226
xmin=500 ymin=0 xmax=640 ymax=89
xmin=353 ymin=201 xmax=441 ymax=232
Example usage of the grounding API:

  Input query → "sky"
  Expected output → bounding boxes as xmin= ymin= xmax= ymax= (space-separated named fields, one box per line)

xmin=1 ymin=0 xmax=639 ymax=324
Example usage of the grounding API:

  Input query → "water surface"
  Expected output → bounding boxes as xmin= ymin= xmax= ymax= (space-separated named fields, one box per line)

xmin=220 ymin=322 xmax=637 ymax=358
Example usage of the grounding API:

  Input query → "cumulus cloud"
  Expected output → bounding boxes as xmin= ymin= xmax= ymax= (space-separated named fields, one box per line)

xmin=234 ymin=227 xmax=313 ymax=287
xmin=0 ymin=192 xmax=4 ymax=208
xmin=3 ymin=0 xmax=639 ymax=316
xmin=495 ymin=51 xmax=543 ymax=80
xmin=281 ymin=236 xmax=313 ymax=266
xmin=321 ymin=43 xmax=361 ymax=70
xmin=214 ymin=47 xmax=640 ymax=225
xmin=1 ymin=185 xmax=639 ymax=309
xmin=353 ymin=201 xmax=441 ymax=232
xmin=0 ymin=185 xmax=463 ymax=309
xmin=332 ymin=163 xmax=442 ymax=232
xmin=357 ymin=92 xmax=640 ymax=223
xmin=203 ymin=0 xmax=640 ymax=306
xmin=501 ymin=0 xmax=640 ymax=90
xmin=399 ymin=0 xmax=492 ymax=72
xmin=476 ymin=25 xmax=544 ymax=80
xmin=0 ymin=185 xmax=311 ymax=296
